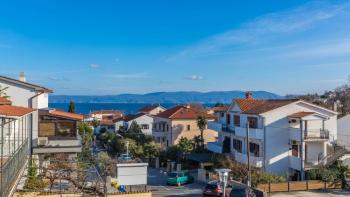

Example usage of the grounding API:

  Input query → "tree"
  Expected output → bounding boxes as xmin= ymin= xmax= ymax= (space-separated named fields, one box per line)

xmin=24 ymin=159 xmax=47 ymax=190
xmin=143 ymin=142 xmax=161 ymax=160
xmin=78 ymin=122 xmax=93 ymax=148
xmin=177 ymin=137 xmax=194 ymax=154
xmin=192 ymin=135 xmax=202 ymax=151
xmin=197 ymin=116 xmax=207 ymax=148
xmin=68 ymin=100 xmax=76 ymax=113
xmin=91 ymin=118 xmax=100 ymax=128
xmin=214 ymin=102 xmax=224 ymax=107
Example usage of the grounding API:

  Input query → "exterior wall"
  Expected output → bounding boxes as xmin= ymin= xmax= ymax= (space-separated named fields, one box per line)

xmin=116 ymin=163 xmax=148 ymax=186
xmin=0 ymin=81 xmax=36 ymax=107
xmin=128 ymin=115 xmax=154 ymax=135
xmin=338 ymin=115 xmax=350 ymax=147
xmin=171 ymin=119 xmax=217 ymax=145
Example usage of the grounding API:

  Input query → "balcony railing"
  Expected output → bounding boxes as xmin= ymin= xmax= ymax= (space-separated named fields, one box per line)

xmin=304 ymin=129 xmax=329 ymax=140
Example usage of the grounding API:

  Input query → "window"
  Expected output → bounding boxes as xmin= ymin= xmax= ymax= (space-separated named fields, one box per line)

xmin=141 ymin=124 xmax=149 ymax=129
xmin=234 ymin=115 xmax=240 ymax=126
xmin=247 ymin=117 xmax=258 ymax=129
xmin=187 ymin=125 xmax=191 ymax=131
xmin=220 ymin=112 xmax=224 ymax=117
xmin=249 ymin=142 xmax=260 ymax=157
xmin=232 ymin=139 xmax=242 ymax=153
xmin=166 ymin=124 xmax=169 ymax=131
xmin=226 ymin=114 xmax=231 ymax=124
xmin=292 ymin=144 xmax=299 ymax=157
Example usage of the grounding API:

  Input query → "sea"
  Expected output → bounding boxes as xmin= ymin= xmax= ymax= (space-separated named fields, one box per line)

xmin=49 ymin=103 xmax=215 ymax=115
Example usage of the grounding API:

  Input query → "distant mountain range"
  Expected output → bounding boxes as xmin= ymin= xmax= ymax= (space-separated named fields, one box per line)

xmin=49 ymin=91 xmax=284 ymax=104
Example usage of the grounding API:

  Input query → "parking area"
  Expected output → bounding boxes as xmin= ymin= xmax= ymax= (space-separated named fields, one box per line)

xmin=270 ymin=190 xmax=350 ymax=197
xmin=148 ymin=168 xmax=204 ymax=197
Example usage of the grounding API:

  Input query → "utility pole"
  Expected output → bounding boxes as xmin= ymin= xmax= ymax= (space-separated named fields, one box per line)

xmin=126 ymin=141 xmax=129 ymax=156
xmin=246 ymin=121 xmax=251 ymax=187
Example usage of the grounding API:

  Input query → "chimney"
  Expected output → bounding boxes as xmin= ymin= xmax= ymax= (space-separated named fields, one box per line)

xmin=19 ymin=72 xmax=26 ymax=82
xmin=245 ymin=91 xmax=253 ymax=99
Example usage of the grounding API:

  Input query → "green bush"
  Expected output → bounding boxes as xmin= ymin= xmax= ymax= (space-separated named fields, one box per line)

xmin=251 ymin=172 xmax=286 ymax=187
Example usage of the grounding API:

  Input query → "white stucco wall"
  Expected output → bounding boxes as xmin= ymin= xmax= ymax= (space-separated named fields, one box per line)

xmin=128 ymin=115 xmax=154 ymax=135
xmin=338 ymin=115 xmax=350 ymax=147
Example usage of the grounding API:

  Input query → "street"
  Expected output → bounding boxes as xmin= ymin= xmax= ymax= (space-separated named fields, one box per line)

xmin=148 ymin=168 xmax=204 ymax=197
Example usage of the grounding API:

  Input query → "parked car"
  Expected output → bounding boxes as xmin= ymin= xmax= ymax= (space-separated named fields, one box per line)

xmin=117 ymin=154 xmax=132 ymax=161
xmin=202 ymin=181 xmax=223 ymax=196
xmin=166 ymin=171 xmax=194 ymax=186
xmin=229 ymin=182 xmax=255 ymax=197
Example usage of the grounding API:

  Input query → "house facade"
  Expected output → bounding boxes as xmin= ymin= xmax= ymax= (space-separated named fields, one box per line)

xmin=114 ymin=113 xmax=154 ymax=135
xmin=153 ymin=105 xmax=218 ymax=148
xmin=208 ymin=92 xmax=338 ymax=180
xmin=0 ymin=74 xmax=83 ymax=157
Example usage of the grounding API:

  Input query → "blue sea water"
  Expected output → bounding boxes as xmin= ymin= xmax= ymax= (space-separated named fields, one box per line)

xmin=49 ymin=103 xmax=203 ymax=115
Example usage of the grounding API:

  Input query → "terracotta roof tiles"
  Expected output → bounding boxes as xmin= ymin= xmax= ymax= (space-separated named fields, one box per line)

xmin=0 ymin=105 xmax=36 ymax=117
xmin=235 ymin=98 xmax=299 ymax=114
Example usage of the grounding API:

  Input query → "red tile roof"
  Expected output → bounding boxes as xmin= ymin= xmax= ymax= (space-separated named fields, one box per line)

xmin=156 ymin=106 xmax=215 ymax=120
xmin=289 ymin=111 xmax=315 ymax=118
xmin=50 ymin=110 xmax=84 ymax=120
xmin=0 ymin=97 xmax=11 ymax=105
xmin=138 ymin=104 xmax=163 ymax=113
xmin=235 ymin=98 xmax=299 ymax=114
xmin=210 ymin=106 xmax=229 ymax=112
xmin=0 ymin=105 xmax=36 ymax=117
xmin=123 ymin=113 xmax=146 ymax=122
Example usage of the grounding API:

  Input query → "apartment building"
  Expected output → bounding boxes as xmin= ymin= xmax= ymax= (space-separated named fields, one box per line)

xmin=88 ymin=110 xmax=123 ymax=132
xmin=208 ymin=92 xmax=338 ymax=180
xmin=153 ymin=105 xmax=217 ymax=148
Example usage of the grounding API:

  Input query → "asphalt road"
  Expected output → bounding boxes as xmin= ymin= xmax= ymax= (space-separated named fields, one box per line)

xmin=148 ymin=168 xmax=204 ymax=197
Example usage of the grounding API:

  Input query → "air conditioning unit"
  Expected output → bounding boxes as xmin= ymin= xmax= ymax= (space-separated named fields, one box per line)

xmin=38 ymin=137 xmax=48 ymax=146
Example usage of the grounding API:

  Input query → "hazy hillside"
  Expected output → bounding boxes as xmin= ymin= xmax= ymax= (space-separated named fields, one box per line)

xmin=49 ymin=91 xmax=283 ymax=103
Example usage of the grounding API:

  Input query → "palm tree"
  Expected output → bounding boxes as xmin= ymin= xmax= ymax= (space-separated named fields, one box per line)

xmin=0 ymin=85 xmax=9 ymax=98
xmin=197 ymin=116 xmax=207 ymax=148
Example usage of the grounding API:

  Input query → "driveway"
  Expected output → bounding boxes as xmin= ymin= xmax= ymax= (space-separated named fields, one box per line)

xmin=270 ymin=190 xmax=350 ymax=197
xmin=148 ymin=168 xmax=204 ymax=197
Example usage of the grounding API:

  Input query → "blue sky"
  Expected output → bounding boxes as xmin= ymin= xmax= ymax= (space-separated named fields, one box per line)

xmin=1 ymin=0 xmax=350 ymax=95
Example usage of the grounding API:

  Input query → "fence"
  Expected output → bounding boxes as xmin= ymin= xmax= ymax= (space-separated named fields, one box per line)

xmin=257 ymin=180 xmax=342 ymax=193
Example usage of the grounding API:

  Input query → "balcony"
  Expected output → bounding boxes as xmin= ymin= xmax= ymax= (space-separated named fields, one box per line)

xmin=233 ymin=151 xmax=263 ymax=168
xmin=235 ymin=126 xmax=264 ymax=140
xmin=289 ymin=128 xmax=330 ymax=142
xmin=207 ymin=122 xmax=235 ymax=134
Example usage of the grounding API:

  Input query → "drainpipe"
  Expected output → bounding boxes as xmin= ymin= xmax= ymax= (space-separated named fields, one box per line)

xmin=263 ymin=117 xmax=267 ymax=172
xmin=300 ymin=120 xmax=305 ymax=180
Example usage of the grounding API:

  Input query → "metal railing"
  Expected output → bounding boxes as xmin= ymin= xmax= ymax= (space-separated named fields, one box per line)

xmin=304 ymin=129 xmax=329 ymax=140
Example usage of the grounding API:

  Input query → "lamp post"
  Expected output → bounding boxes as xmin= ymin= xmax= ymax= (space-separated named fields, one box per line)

xmin=215 ymin=168 xmax=231 ymax=197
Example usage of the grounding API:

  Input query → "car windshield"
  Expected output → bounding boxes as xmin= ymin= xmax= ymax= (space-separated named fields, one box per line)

xmin=168 ymin=173 xmax=178 ymax=178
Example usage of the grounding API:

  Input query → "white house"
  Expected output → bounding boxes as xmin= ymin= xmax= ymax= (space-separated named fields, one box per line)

xmin=0 ymin=74 xmax=83 ymax=156
xmin=137 ymin=104 xmax=166 ymax=116
xmin=208 ymin=92 xmax=338 ymax=180
xmin=114 ymin=113 xmax=154 ymax=135
xmin=0 ymin=73 xmax=51 ymax=148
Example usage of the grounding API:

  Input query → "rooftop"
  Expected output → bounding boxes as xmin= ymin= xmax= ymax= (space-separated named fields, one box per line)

xmin=156 ymin=105 xmax=215 ymax=119
xmin=0 ymin=75 xmax=52 ymax=93
xmin=138 ymin=104 xmax=164 ymax=113
xmin=0 ymin=97 xmax=11 ymax=105
xmin=0 ymin=105 xmax=36 ymax=117
xmin=49 ymin=109 xmax=84 ymax=120
xmin=235 ymin=98 xmax=299 ymax=114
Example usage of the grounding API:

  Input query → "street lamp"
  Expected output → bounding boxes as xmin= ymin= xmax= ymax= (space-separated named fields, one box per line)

xmin=215 ymin=168 xmax=231 ymax=197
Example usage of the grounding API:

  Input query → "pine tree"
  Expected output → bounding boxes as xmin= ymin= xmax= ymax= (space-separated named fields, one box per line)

xmin=68 ymin=100 xmax=76 ymax=113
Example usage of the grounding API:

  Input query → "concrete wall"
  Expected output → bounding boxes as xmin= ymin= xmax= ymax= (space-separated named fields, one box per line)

xmin=128 ymin=115 xmax=154 ymax=135
xmin=338 ymin=115 xmax=350 ymax=147
xmin=116 ymin=163 xmax=148 ymax=186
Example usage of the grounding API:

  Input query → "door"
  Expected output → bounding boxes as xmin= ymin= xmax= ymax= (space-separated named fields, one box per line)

xmin=226 ymin=114 xmax=231 ymax=125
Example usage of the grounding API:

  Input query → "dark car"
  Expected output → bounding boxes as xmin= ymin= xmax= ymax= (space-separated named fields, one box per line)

xmin=202 ymin=181 xmax=223 ymax=196
xmin=229 ymin=182 xmax=255 ymax=197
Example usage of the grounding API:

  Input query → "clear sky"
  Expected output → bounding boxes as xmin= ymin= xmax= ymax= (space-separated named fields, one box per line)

xmin=1 ymin=0 xmax=350 ymax=95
